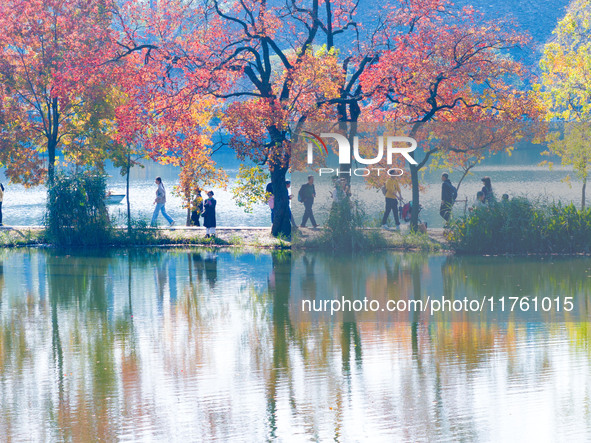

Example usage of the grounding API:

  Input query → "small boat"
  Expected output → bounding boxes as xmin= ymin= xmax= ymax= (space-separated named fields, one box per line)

xmin=106 ymin=194 xmax=126 ymax=205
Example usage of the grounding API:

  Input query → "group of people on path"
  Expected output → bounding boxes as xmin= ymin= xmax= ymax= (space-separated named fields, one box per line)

xmin=152 ymin=173 xmax=511 ymax=232
xmin=0 ymin=173 xmax=507 ymax=232
xmin=378 ymin=173 xmax=506 ymax=229
xmin=263 ymin=173 xmax=499 ymax=231
xmin=150 ymin=177 xmax=217 ymax=237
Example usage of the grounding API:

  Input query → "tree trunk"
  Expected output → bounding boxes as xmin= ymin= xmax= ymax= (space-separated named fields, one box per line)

xmin=582 ymin=177 xmax=587 ymax=210
xmin=409 ymin=163 xmax=420 ymax=231
xmin=407 ymin=123 xmax=425 ymax=232
xmin=455 ymin=165 xmax=474 ymax=194
xmin=47 ymin=97 xmax=59 ymax=184
xmin=271 ymin=165 xmax=291 ymax=238
xmin=47 ymin=138 xmax=57 ymax=184
xmin=341 ymin=107 xmax=359 ymax=189
xmin=126 ymin=151 xmax=132 ymax=235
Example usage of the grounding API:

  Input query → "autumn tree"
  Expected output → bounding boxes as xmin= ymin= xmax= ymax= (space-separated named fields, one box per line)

xmin=107 ymin=0 xmax=235 ymax=229
xmin=107 ymin=88 xmax=149 ymax=233
xmin=294 ymin=0 xmax=536 ymax=229
xmin=0 ymin=0 xmax=118 ymax=184
xmin=429 ymin=107 xmax=539 ymax=194
xmin=312 ymin=1 xmax=426 ymax=184
xmin=111 ymin=0 xmax=344 ymax=237
xmin=206 ymin=1 xmax=345 ymax=237
xmin=0 ymin=84 xmax=45 ymax=186
xmin=540 ymin=123 xmax=591 ymax=209
xmin=293 ymin=1 xmax=426 ymax=203
xmin=361 ymin=2 xmax=535 ymax=228
xmin=538 ymin=0 xmax=591 ymax=208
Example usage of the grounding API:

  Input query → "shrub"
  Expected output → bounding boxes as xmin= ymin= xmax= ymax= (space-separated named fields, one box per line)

xmin=295 ymin=198 xmax=386 ymax=251
xmin=45 ymin=172 xmax=112 ymax=246
xmin=447 ymin=198 xmax=591 ymax=254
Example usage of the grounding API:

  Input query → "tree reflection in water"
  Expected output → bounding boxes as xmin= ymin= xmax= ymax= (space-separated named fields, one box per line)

xmin=0 ymin=249 xmax=589 ymax=440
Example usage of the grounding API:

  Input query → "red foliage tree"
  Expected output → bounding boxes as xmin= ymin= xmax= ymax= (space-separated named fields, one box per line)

xmin=360 ymin=1 xmax=537 ymax=228
xmin=109 ymin=0 xmax=538 ymax=234
xmin=0 ymin=0 xmax=117 ymax=183
xmin=111 ymin=0 xmax=345 ymax=237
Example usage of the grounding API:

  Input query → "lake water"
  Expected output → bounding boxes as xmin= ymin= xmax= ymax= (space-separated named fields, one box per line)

xmin=1 ymin=248 xmax=591 ymax=441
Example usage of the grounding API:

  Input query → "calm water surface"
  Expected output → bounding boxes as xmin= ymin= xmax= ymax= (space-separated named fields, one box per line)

xmin=1 ymin=249 xmax=591 ymax=441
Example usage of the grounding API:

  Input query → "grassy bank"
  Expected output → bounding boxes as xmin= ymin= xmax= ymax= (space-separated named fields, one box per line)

xmin=292 ymin=198 xmax=444 ymax=252
xmin=0 ymin=229 xmax=47 ymax=247
xmin=447 ymin=198 xmax=591 ymax=254
xmin=0 ymin=227 xmax=290 ymax=249
xmin=294 ymin=228 xmax=444 ymax=252
xmin=0 ymin=226 xmax=443 ymax=251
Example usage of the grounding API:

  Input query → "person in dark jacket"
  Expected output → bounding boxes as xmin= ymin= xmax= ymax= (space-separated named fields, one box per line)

xmin=440 ymin=173 xmax=457 ymax=222
xmin=202 ymin=191 xmax=217 ymax=237
xmin=481 ymin=177 xmax=494 ymax=203
xmin=190 ymin=190 xmax=203 ymax=226
xmin=299 ymin=175 xmax=318 ymax=228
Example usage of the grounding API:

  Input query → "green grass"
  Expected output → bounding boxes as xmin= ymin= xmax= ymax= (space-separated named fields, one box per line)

xmin=0 ymin=225 xmax=441 ymax=252
xmin=0 ymin=227 xmax=284 ymax=249
xmin=385 ymin=231 xmax=443 ymax=252
xmin=447 ymin=198 xmax=591 ymax=254
xmin=294 ymin=228 xmax=442 ymax=252
xmin=0 ymin=229 xmax=46 ymax=247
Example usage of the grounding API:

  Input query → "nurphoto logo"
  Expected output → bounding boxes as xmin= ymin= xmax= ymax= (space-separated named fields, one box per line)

xmin=302 ymin=131 xmax=418 ymax=177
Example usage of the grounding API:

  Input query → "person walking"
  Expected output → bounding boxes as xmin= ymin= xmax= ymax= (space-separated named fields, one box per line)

xmin=202 ymin=191 xmax=217 ymax=238
xmin=440 ymin=173 xmax=457 ymax=222
xmin=151 ymin=177 xmax=175 ymax=227
xmin=190 ymin=190 xmax=203 ymax=226
xmin=381 ymin=177 xmax=402 ymax=229
xmin=481 ymin=177 xmax=494 ymax=203
xmin=299 ymin=175 xmax=318 ymax=228
xmin=0 ymin=183 xmax=4 ymax=227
